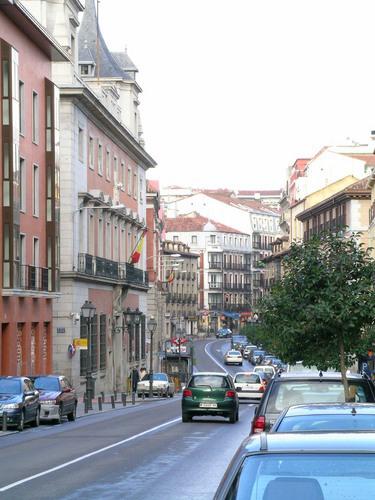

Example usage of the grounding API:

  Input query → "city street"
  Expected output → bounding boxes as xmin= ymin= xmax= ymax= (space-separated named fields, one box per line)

xmin=0 ymin=339 xmax=256 ymax=500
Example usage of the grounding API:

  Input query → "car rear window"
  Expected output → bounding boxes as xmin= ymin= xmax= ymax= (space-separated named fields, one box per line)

xmin=228 ymin=351 xmax=241 ymax=355
xmin=33 ymin=377 xmax=60 ymax=391
xmin=266 ymin=381 xmax=373 ymax=413
xmin=235 ymin=374 xmax=260 ymax=384
xmin=276 ymin=414 xmax=375 ymax=432
xmin=189 ymin=375 xmax=229 ymax=388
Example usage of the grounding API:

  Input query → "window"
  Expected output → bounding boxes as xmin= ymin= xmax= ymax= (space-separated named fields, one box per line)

xmin=106 ymin=149 xmax=111 ymax=180
xmin=19 ymin=81 xmax=25 ymax=135
xmin=33 ymin=238 xmax=39 ymax=267
xmin=19 ymin=234 xmax=26 ymax=264
xmin=210 ymin=235 xmax=216 ymax=244
xmin=70 ymin=34 xmax=76 ymax=61
xmin=19 ymin=158 xmax=26 ymax=212
xmin=191 ymin=235 xmax=197 ymax=244
xmin=128 ymin=167 xmax=132 ymax=194
xmin=99 ymin=314 xmax=106 ymax=370
xmin=139 ymin=177 xmax=143 ymax=202
xmin=98 ymin=219 xmax=103 ymax=257
xmin=113 ymin=224 xmax=119 ymax=260
xmin=106 ymin=222 xmax=111 ymax=258
xmin=98 ymin=143 xmax=103 ymax=175
xmin=78 ymin=127 xmax=84 ymax=162
xmin=32 ymin=91 xmax=39 ymax=143
xmin=173 ymin=236 xmax=179 ymax=242
xmin=121 ymin=162 xmax=125 ymax=190
xmin=133 ymin=172 xmax=137 ymax=198
xmin=89 ymin=137 xmax=94 ymax=169
xmin=32 ymin=165 xmax=39 ymax=216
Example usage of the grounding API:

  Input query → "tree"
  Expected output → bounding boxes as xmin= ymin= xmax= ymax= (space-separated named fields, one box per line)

xmin=259 ymin=231 xmax=375 ymax=401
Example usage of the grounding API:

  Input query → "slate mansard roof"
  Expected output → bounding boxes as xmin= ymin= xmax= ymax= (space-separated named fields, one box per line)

xmin=78 ymin=0 xmax=137 ymax=80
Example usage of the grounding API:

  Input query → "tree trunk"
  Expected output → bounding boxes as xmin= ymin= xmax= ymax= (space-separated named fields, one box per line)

xmin=339 ymin=337 xmax=350 ymax=401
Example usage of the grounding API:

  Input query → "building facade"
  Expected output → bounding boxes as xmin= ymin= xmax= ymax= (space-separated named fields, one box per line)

xmin=0 ymin=0 xmax=68 ymax=375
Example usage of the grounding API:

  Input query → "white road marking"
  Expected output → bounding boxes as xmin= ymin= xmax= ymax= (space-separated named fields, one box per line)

xmin=204 ymin=341 xmax=228 ymax=373
xmin=0 ymin=417 xmax=181 ymax=492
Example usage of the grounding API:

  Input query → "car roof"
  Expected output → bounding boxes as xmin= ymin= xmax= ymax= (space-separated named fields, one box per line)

xmin=241 ymin=431 xmax=375 ymax=454
xmin=276 ymin=371 xmax=364 ymax=380
xmin=283 ymin=403 xmax=375 ymax=417
xmin=192 ymin=372 xmax=230 ymax=377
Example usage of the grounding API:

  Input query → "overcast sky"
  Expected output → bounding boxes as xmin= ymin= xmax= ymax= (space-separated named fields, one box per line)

xmin=98 ymin=0 xmax=375 ymax=191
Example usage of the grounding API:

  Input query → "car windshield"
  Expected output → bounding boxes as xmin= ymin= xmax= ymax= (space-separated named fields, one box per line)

xmin=189 ymin=375 xmax=229 ymax=388
xmin=267 ymin=381 xmax=373 ymax=413
xmin=0 ymin=379 xmax=21 ymax=394
xmin=235 ymin=374 xmax=260 ymax=384
xmin=143 ymin=373 xmax=167 ymax=381
xmin=33 ymin=377 xmax=60 ymax=391
xmin=233 ymin=453 xmax=375 ymax=500
xmin=276 ymin=414 xmax=375 ymax=432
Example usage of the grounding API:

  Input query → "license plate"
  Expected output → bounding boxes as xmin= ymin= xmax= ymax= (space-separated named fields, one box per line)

xmin=199 ymin=402 xmax=217 ymax=408
xmin=245 ymin=385 xmax=259 ymax=391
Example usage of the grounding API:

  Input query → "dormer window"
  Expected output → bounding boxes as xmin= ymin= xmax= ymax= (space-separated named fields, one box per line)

xmin=80 ymin=64 xmax=95 ymax=76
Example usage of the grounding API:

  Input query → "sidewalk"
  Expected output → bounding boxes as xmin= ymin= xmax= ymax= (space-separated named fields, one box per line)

xmin=0 ymin=392 xmax=178 ymax=437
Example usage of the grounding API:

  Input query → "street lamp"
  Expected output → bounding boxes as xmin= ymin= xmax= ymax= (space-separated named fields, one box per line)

xmin=176 ymin=326 xmax=182 ymax=390
xmin=148 ymin=316 xmax=157 ymax=398
xmin=81 ymin=300 xmax=96 ymax=410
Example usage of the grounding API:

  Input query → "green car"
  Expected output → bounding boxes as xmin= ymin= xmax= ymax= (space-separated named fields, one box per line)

xmin=182 ymin=372 xmax=239 ymax=423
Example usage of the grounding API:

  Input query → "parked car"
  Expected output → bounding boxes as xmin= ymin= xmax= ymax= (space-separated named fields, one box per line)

xmin=224 ymin=350 xmax=243 ymax=366
xmin=253 ymin=365 xmax=276 ymax=381
xmin=251 ymin=371 xmax=375 ymax=433
xmin=233 ymin=371 xmax=268 ymax=401
xmin=136 ymin=373 xmax=175 ymax=397
xmin=249 ymin=349 xmax=266 ymax=365
xmin=214 ymin=431 xmax=375 ymax=499
xmin=182 ymin=372 xmax=239 ymax=423
xmin=30 ymin=375 xmax=77 ymax=424
xmin=271 ymin=403 xmax=375 ymax=433
xmin=242 ymin=345 xmax=257 ymax=360
xmin=0 ymin=376 xmax=40 ymax=431
xmin=216 ymin=328 xmax=232 ymax=339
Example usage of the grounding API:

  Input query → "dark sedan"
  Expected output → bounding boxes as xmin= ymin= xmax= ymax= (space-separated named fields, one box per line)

xmin=30 ymin=375 xmax=77 ymax=423
xmin=0 ymin=376 xmax=40 ymax=431
xmin=271 ymin=403 xmax=375 ymax=432
xmin=214 ymin=432 xmax=375 ymax=499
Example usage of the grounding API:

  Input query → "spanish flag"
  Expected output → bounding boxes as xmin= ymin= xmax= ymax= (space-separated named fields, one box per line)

xmin=166 ymin=271 xmax=174 ymax=284
xmin=129 ymin=229 xmax=147 ymax=264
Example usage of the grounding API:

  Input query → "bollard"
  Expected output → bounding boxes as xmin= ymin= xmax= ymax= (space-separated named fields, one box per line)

xmin=111 ymin=395 xmax=115 ymax=408
xmin=114 ymin=390 xmax=117 ymax=402
xmin=142 ymin=389 xmax=145 ymax=400
xmin=121 ymin=393 xmax=126 ymax=406
xmin=98 ymin=396 xmax=103 ymax=411
xmin=132 ymin=392 xmax=136 ymax=405
xmin=84 ymin=395 xmax=88 ymax=414
xmin=2 ymin=412 xmax=7 ymax=432
xmin=101 ymin=391 xmax=105 ymax=403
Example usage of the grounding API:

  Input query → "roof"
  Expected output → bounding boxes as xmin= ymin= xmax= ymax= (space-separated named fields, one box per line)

xmin=165 ymin=215 xmax=247 ymax=235
xmin=200 ymin=192 xmax=280 ymax=215
xmin=297 ymin=176 xmax=371 ymax=221
xmin=78 ymin=0 xmax=135 ymax=79
xmin=238 ymin=190 xmax=282 ymax=196
xmin=280 ymin=403 xmax=375 ymax=417
xmin=111 ymin=50 xmax=138 ymax=73
xmin=339 ymin=153 xmax=375 ymax=166
xmin=278 ymin=371 xmax=363 ymax=380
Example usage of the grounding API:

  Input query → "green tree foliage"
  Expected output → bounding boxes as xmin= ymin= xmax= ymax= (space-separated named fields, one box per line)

xmin=259 ymin=231 xmax=375 ymax=400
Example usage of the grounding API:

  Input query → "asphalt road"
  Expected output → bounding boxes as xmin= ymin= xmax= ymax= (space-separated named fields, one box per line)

xmin=0 ymin=339 xmax=257 ymax=500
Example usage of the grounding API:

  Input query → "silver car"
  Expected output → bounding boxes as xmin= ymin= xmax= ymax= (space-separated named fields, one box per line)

xmin=224 ymin=350 xmax=243 ymax=366
xmin=234 ymin=371 xmax=268 ymax=400
xmin=137 ymin=373 xmax=175 ymax=397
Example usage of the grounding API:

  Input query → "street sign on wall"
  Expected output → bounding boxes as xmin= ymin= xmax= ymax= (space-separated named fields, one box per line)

xmin=73 ymin=338 xmax=87 ymax=350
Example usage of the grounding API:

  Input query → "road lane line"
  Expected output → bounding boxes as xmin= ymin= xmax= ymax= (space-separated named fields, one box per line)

xmin=0 ymin=417 xmax=181 ymax=492
xmin=204 ymin=341 xmax=228 ymax=373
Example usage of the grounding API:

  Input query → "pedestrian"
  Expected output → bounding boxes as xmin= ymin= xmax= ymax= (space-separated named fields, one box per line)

xmin=139 ymin=366 xmax=147 ymax=380
xmin=131 ymin=368 xmax=139 ymax=393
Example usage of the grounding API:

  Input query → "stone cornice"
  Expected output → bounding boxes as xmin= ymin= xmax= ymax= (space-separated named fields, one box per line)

xmin=59 ymin=85 xmax=157 ymax=170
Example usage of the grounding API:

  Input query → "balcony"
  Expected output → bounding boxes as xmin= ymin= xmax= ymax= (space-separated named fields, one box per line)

xmin=209 ymin=261 xmax=222 ymax=269
xmin=223 ymin=304 xmax=252 ymax=313
xmin=209 ymin=282 xmax=223 ymax=289
xmin=14 ymin=264 xmax=49 ymax=291
xmin=223 ymin=283 xmax=251 ymax=291
xmin=77 ymin=254 xmax=148 ymax=288
xmin=223 ymin=263 xmax=250 ymax=271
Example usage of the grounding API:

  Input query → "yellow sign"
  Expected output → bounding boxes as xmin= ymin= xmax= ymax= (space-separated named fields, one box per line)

xmin=73 ymin=338 xmax=87 ymax=349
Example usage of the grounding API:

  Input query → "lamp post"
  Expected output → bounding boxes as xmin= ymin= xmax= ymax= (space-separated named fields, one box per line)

xmin=148 ymin=316 xmax=157 ymax=398
xmin=176 ymin=326 xmax=182 ymax=390
xmin=81 ymin=300 xmax=96 ymax=410
xmin=126 ymin=307 xmax=141 ymax=394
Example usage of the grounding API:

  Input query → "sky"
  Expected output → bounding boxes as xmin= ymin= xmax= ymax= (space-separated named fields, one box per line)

xmin=98 ymin=0 xmax=375 ymax=191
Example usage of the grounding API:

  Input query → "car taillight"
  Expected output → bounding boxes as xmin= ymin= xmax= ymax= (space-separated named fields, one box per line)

xmin=259 ymin=385 xmax=265 ymax=392
xmin=225 ymin=390 xmax=236 ymax=398
xmin=183 ymin=389 xmax=192 ymax=398
xmin=252 ymin=415 xmax=265 ymax=433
